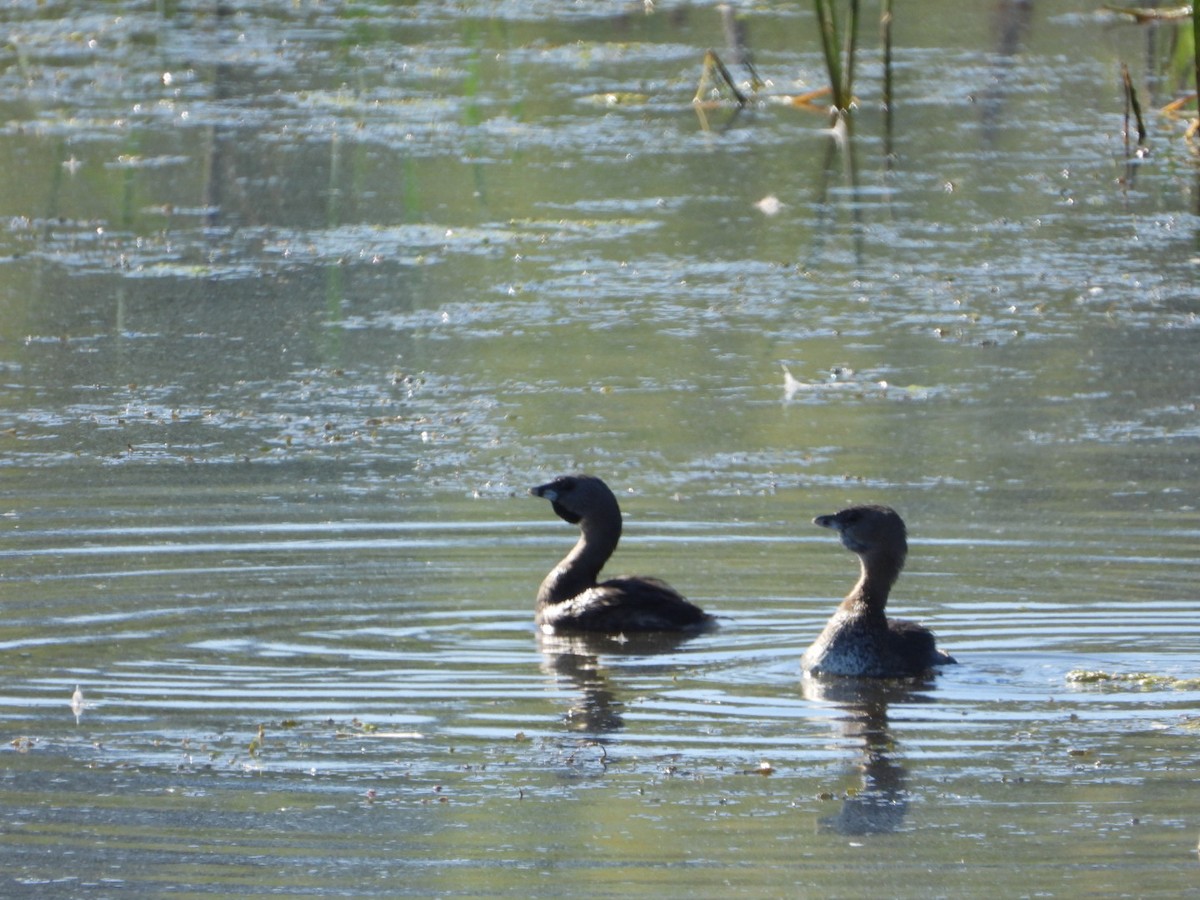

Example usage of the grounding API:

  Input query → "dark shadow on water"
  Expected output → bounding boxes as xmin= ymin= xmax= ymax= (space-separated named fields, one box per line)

xmin=200 ymin=3 xmax=239 ymax=232
xmin=537 ymin=630 xmax=705 ymax=736
xmin=979 ymin=0 xmax=1035 ymax=145
xmin=802 ymin=674 xmax=940 ymax=836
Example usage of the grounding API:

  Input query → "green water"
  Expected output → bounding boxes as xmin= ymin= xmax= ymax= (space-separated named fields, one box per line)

xmin=1 ymin=1 xmax=1199 ymax=896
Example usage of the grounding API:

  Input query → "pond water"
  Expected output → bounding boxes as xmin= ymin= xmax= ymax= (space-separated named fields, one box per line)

xmin=2 ymin=0 xmax=1199 ymax=895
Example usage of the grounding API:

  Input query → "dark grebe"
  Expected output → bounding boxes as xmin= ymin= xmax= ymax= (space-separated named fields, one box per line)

xmin=803 ymin=505 xmax=955 ymax=677
xmin=530 ymin=474 xmax=714 ymax=633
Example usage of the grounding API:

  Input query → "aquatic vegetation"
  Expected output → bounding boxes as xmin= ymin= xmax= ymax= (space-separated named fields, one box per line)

xmin=1105 ymin=4 xmax=1191 ymax=24
xmin=1109 ymin=2 xmax=1200 ymax=143
xmin=693 ymin=48 xmax=748 ymax=108
xmin=1120 ymin=63 xmax=1149 ymax=152
xmin=813 ymin=0 xmax=859 ymax=113
xmin=1066 ymin=670 xmax=1200 ymax=690
xmin=692 ymin=6 xmax=837 ymax=130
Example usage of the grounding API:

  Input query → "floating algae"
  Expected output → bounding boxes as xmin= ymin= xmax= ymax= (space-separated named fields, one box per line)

xmin=1066 ymin=670 xmax=1200 ymax=690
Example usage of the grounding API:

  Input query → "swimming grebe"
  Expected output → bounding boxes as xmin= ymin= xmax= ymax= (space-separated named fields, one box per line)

xmin=803 ymin=505 xmax=955 ymax=677
xmin=530 ymin=474 xmax=714 ymax=633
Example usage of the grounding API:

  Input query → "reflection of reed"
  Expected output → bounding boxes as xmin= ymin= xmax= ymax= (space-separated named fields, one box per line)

xmin=807 ymin=112 xmax=864 ymax=269
xmin=718 ymin=4 xmax=763 ymax=91
xmin=537 ymin=630 xmax=702 ymax=735
xmin=200 ymin=7 xmax=233 ymax=230
xmin=691 ymin=6 xmax=760 ymax=132
xmin=979 ymin=0 xmax=1034 ymax=145
xmin=803 ymin=675 xmax=938 ymax=835
xmin=881 ymin=0 xmax=894 ymax=166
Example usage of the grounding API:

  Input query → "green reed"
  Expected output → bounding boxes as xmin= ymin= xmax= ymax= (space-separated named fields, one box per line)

xmin=814 ymin=0 xmax=860 ymax=113
xmin=1193 ymin=1 xmax=1198 ymax=111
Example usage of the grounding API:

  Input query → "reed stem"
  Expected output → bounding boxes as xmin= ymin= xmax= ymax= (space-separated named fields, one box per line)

xmin=1193 ymin=1 xmax=1199 ymax=116
xmin=814 ymin=0 xmax=861 ymax=113
xmin=814 ymin=0 xmax=845 ymax=110
xmin=1122 ymin=62 xmax=1147 ymax=148
xmin=844 ymin=0 xmax=860 ymax=110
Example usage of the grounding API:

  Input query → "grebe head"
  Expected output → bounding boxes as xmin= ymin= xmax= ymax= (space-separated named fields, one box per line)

xmin=813 ymin=505 xmax=908 ymax=561
xmin=530 ymin=474 xmax=620 ymax=527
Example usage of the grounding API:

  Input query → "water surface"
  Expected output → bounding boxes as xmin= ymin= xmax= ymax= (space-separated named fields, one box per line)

xmin=2 ymin=0 xmax=1199 ymax=896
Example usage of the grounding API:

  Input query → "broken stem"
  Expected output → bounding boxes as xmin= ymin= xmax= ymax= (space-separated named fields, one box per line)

xmin=1121 ymin=62 xmax=1147 ymax=149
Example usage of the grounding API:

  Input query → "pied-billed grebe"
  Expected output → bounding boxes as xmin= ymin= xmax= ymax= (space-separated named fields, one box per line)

xmin=530 ymin=474 xmax=714 ymax=633
xmin=803 ymin=505 xmax=955 ymax=677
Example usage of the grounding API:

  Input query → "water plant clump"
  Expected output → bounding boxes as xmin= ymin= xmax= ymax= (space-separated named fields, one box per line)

xmin=1066 ymin=670 xmax=1200 ymax=690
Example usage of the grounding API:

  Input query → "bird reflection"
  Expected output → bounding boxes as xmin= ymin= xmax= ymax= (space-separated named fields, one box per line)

xmin=537 ymin=630 xmax=701 ymax=735
xmin=803 ymin=675 xmax=938 ymax=835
